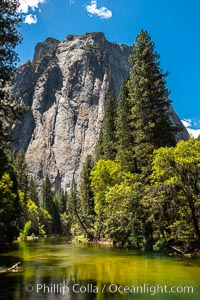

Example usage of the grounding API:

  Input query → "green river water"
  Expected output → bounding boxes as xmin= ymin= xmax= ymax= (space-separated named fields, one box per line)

xmin=0 ymin=237 xmax=200 ymax=300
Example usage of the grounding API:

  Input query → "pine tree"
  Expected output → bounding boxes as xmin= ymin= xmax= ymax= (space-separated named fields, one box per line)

xmin=12 ymin=150 xmax=29 ymax=199
xmin=0 ymin=0 xmax=22 ymax=245
xmin=115 ymin=79 xmax=133 ymax=171
xmin=51 ymin=201 xmax=62 ymax=234
xmin=128 ymin=30 xmax=177 ymax=173
xmin=0 ymin=0 xmax=22 ymax=144
xmin=69 ymin=179 xmax=77 ymax=215
xmin=96 ymin=93 xmax=116 ymax=160
xmin=42 ymin=175 xmax=54 ymax=215
xmin=28 ymin=176 xmax=39 ymax=206
xmin=58 ymin=189 xmax=68 ymax=214
xmin=79 ymin=155 xmax=95 ymax=230
xmin=42 ymin=175 xmax=62 ymax=234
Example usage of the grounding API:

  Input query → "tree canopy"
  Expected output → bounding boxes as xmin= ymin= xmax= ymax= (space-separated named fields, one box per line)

xmin=149 ymin=139 xmax=200 ymax=244
xmin=0 ymin=0 xmax=22 ymax=144
xmin=128 ymin=30 xmax=177 ymax=173
xmin=0 ymin=0 xmax=22 ymax=245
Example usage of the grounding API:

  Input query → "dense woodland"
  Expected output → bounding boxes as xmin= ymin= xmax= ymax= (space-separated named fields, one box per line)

xmin=0 ymin=1 xmax=200 ymax=252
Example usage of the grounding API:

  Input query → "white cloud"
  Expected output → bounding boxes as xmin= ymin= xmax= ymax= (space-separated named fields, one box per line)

xmin=24 ymin=14 xmax=37 ymax=25
xmin=18 ymin=0 xmax=46 ymax=25
xmin=187 ymin=128 xmax=200 ymax=138
xmin=19 ymin=0 xmax=46 ymax=13
xmin=181 ymin=119 xmax=192 ymax=128
xmin=181 ymin=119 xmax=200 ymax=138
xmin=86 ymin=0 xmax=112 ymax=19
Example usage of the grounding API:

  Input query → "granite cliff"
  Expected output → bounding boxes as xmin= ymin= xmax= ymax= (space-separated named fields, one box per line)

xmin=10 ymin=32 xmax=189 ymax=190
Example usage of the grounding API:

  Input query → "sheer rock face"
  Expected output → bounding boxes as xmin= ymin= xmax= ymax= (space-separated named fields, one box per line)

xmin=10 ymin=32 xmax=189 ymax=190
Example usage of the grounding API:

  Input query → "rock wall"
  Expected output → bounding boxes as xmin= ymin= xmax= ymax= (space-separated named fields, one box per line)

xmin=10 ymin=32 xmax=189 ymax=190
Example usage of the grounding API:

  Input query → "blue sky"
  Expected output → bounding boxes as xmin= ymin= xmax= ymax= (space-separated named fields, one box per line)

xmin=17 ymin=0 xmax=200 ymax=136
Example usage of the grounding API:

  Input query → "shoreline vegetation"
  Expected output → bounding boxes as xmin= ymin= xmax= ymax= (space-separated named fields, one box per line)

xmin=75 ymin=237 xmax=200 ymax=258
xmin=13 ymin=234 xmax=200 ymax=258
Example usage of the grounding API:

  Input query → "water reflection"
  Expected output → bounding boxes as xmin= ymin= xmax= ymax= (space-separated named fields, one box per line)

xmin=0 ymin=237 xmax=199 ymax=300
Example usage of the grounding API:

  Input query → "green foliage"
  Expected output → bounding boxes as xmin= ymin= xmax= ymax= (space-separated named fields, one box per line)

xmin=59 ymin=189 xmax=68 ymax=214
xmin=0 ymin=172 xmax=20 ymax=244
xmin=26 ymin=199 xmax=40 ymax=235
xmin=20 ymin=221 xmax=32 ymax=240
xmin=80 ymin=155 xmax=95 ymax=213
xmin=28 ymin=176 xmax=39 ymax=206
xmin=90 ymin=159 xmax=145 ymax=245
xmin=79 ymin=155 xmax=95 ymax=236
xmin=89 ymin=139 xmax=200 ymax=250
xmin=42 ymin=175 xmax=62 ymax=234
xmin=91 ymin=160 xmax=122 ymax=212
xmin=146 ymin=139 xmax=200 ymax=248
xmin=96 ymin=93 xmax=116 ymax=160
xmin=60 ymin=212 xmax=71 ymax=235
xmin=0 ymin=1 xmax=23 ymax=245
xmin=39 ymin=208 xmax=52 ymax=235
xmin=0 ymin=0 xmax=22 ymax=144
xmin=54 ymin=188 xmax=68 ymax=214
xmin=104 ymin=177 xmax=144 ymax=246
xmin=12 ymin=150 xmax=29 ymax=199
xmin=42 ymin=175 xmax=53 ymax=213
xmin=0 ymin=0 xmax=21 ymax=82
xmin=70 ymin=179 xmax=94 ymax=239
xmin=51 ymin=201 xmax=62 ymax=234
xmin=19 ymin=190 xmax=52 ymax=237
xmin=128 ymin=30 xmax=177 ymax=173
xmin=91 ymin=160 xmax=121 ymax=239
xmin=53 ymin=189 xmax=70 ymax=234
xmin=115 ymin=79 xmax=133 ymax=171
xmin=0 ymin=148 xmax=9 ymax=178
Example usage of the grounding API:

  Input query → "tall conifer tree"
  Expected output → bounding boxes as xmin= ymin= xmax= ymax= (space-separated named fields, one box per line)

xmin=79 ymin=155 xmax=95 ymax=230
xmin=96 ymin=93 xmax=116 ymax=160
xmin=12 ymin=150 xmax=29 ymax=198
xmin=0 ymin=0 xmax=22 ymax=144
xmin=42 ymin=175 xmax=54 ymax=214
xmin=115 ymin=79 xmax=133 ymax=171
xmin=28 ymin=176 xmax=39 ymax=206
xmin=0 ymin=0 xmax=21 ymax=244
xmin=128 ymin=30 xmax=177 ymax=173
xmin=58 ymin=189 xmax=68 ymax=214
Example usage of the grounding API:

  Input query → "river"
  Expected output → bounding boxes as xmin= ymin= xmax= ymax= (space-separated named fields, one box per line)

xmin=0 ymin=237 xmax=199 ymax=300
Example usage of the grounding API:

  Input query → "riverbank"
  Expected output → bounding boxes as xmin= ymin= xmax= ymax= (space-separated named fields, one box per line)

xmin=2 ymin=234 xmax=199 ymax=258
xmin=74 ymin=235 xmax=200 ymax=257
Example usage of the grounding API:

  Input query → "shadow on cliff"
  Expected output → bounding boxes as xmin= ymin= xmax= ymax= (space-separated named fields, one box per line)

xmin=10 ymin=64 xmax=63 ymax=152
xmin=38 ymin=64 xmax=63 ymax=114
